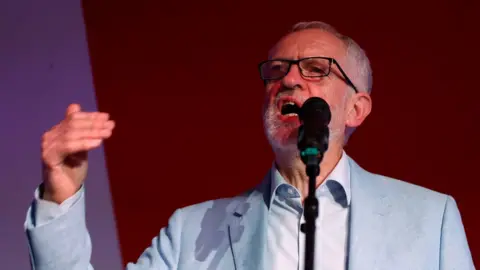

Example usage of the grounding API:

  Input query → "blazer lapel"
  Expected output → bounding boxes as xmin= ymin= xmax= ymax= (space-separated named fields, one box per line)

xmin=227 ymin=170 xmax=271 ymax=270
xmin=347 ymin=157 xmax=393 ymax=270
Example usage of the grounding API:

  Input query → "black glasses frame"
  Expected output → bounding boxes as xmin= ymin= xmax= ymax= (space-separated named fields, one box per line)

xmin=258 ymin=57 xmax=359 ymax=93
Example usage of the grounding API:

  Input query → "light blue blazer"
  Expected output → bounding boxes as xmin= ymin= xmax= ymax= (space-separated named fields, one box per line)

xmin=25 ymin=156 xmax=475 ymax=269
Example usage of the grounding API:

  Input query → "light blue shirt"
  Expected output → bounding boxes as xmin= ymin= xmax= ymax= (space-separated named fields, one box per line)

xmin=267 ymin=151 xmax=350 ymax=270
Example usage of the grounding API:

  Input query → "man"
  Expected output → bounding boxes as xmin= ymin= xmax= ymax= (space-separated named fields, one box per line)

xmin=25 ymin=21 xmax=475 ymax=269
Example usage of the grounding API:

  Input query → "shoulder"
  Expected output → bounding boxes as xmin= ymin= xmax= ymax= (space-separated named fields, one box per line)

xmin=348 ymin=157 xmax=452 ymax=213
xmin=166 ymin=190 xmax=255 ymax=228
xmin=160 ymin=191 xmax=256 ymax=251
xmin=372 ymin=172 xmax=447 ymax=201
xmin=174 ymin=175 xmax=270 ymax=222
xmin=177 ymin=196 xmax=244 ymax=218
xmin=165 ymin=171 xmax=270 ymax=234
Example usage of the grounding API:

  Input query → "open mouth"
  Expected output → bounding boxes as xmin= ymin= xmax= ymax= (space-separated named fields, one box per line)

xmin=281 ymin=102 xmax=300 ymax=116
xmin=279 ymin=100 xmax=301 ymax=117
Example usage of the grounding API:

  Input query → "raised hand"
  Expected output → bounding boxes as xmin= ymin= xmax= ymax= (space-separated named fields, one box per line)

xmin=41 ymin=103 xmax=115 ymax=204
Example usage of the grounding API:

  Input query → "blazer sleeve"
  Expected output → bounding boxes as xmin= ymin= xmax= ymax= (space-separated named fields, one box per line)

xmin=25 ymin=185 xmax=184 ymax=270
xmin=24 ymin=185 xmax=94 ymax=270
xmin=439 ymin=196 xmax=476 ymax=269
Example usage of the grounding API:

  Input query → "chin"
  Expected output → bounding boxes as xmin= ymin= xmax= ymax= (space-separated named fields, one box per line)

xmin=263 ymin=105 xmax=302 ymax=155
xmin=264 ymin=124 xmax=299 ymax=153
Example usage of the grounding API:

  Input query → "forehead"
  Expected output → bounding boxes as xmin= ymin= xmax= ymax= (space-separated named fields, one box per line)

xmin=269 ymin=29 xmax=346 ymax=61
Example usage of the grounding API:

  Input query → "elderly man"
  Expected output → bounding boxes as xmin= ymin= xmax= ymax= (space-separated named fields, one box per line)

xmin=25 ymin=21 xmax=475 ymax=269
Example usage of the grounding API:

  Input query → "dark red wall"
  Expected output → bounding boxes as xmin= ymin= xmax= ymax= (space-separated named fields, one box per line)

xmin=82 ymin=0 xmax=479 ymax=266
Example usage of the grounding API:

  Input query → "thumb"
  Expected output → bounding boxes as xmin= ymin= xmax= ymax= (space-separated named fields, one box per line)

xmin=66 ymin=103 xmax=81 ymax=117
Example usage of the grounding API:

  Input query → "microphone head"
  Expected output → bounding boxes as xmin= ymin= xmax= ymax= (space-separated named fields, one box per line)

xmin=298 ymin=97 xmax=331 ymax=126
xmin=297 ymin=97 xmax=331 ymax=155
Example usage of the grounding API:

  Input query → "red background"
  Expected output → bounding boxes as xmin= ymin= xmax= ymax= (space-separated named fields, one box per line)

xmin=82 ymin=0 xmax=479 ymax=266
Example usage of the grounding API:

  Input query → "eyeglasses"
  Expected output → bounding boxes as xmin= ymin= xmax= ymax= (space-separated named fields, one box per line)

xmin=258 ymin=57 xmax=358 ymax=93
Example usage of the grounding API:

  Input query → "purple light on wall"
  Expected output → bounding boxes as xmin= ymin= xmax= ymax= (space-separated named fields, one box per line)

xmin=0 ymin=1 xmax=122 ymax=269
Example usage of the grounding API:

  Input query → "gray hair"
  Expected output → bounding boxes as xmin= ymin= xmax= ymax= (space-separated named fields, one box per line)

xmin=290 ymin=21 xmax=373 ymax=93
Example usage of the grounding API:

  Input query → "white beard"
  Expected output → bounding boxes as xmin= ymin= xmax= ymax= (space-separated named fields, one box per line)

xmin=262 ymin=96 xmax=346 ymax=161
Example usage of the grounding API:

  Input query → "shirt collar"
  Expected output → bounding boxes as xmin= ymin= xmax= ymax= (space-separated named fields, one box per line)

xmin=269 ymin=150 xmax=351 ymax=208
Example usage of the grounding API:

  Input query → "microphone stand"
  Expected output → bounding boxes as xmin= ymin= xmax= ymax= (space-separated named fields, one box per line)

xmin=299 ymin=128 xmax=328 ymax=270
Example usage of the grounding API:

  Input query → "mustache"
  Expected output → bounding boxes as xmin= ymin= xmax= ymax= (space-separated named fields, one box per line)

xmin=273 ymin=91 xmax=307 ymax=105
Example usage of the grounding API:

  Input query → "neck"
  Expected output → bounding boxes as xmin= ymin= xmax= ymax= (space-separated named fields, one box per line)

xmin=274 ymin=141 xmax=344 ymax=199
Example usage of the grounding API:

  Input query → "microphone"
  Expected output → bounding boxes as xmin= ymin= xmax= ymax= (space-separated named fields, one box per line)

xmin=297 ymin=97 xmax=331 ymax=270
xmin=297 ymin=97 xmax=331 ymax=174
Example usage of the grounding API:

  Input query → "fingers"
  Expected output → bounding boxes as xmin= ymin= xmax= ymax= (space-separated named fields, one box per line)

xmin=62 ymin=122 xmax=114 ymax=140
xmin=56 ymin=124 xmax=113 ymax=141
xmin=57 ymin=138 xmax=103 ymax=155
xmin=41 ymin=104 xmax=116 ymax=167
xmin=48 ymin=112 xmax=114 ymax=140
xmin=68 ymin=111 xmax=110 ymax=122
xmin=60 ymin=115 xmax=115 ymax=142
xmin=63 ymin=110 xmax=114 ymax=139
xmin=64 ymin=116 xmax=114 ymax=134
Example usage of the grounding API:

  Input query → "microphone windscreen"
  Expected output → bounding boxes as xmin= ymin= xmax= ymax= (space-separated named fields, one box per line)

xmin=298 ymin=97 xmax=331 ymax=126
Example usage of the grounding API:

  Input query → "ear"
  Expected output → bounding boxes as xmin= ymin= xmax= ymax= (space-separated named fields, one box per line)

xmin=345 ymin=92 xmax=372 ymax=129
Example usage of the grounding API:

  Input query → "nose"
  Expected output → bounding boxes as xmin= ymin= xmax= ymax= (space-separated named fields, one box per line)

xmin=281 ymin=64 xmax=306 ymax=91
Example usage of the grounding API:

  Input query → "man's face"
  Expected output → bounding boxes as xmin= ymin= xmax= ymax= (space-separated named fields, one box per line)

xmin=262 ymin=29 xmax=354 ymax=152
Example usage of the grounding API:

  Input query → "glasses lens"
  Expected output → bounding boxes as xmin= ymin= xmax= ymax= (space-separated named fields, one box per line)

xmin=299 ymin=58 xmax=330 ymax=77
xmin=260 ymin=60 xmax=290 ymax=80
